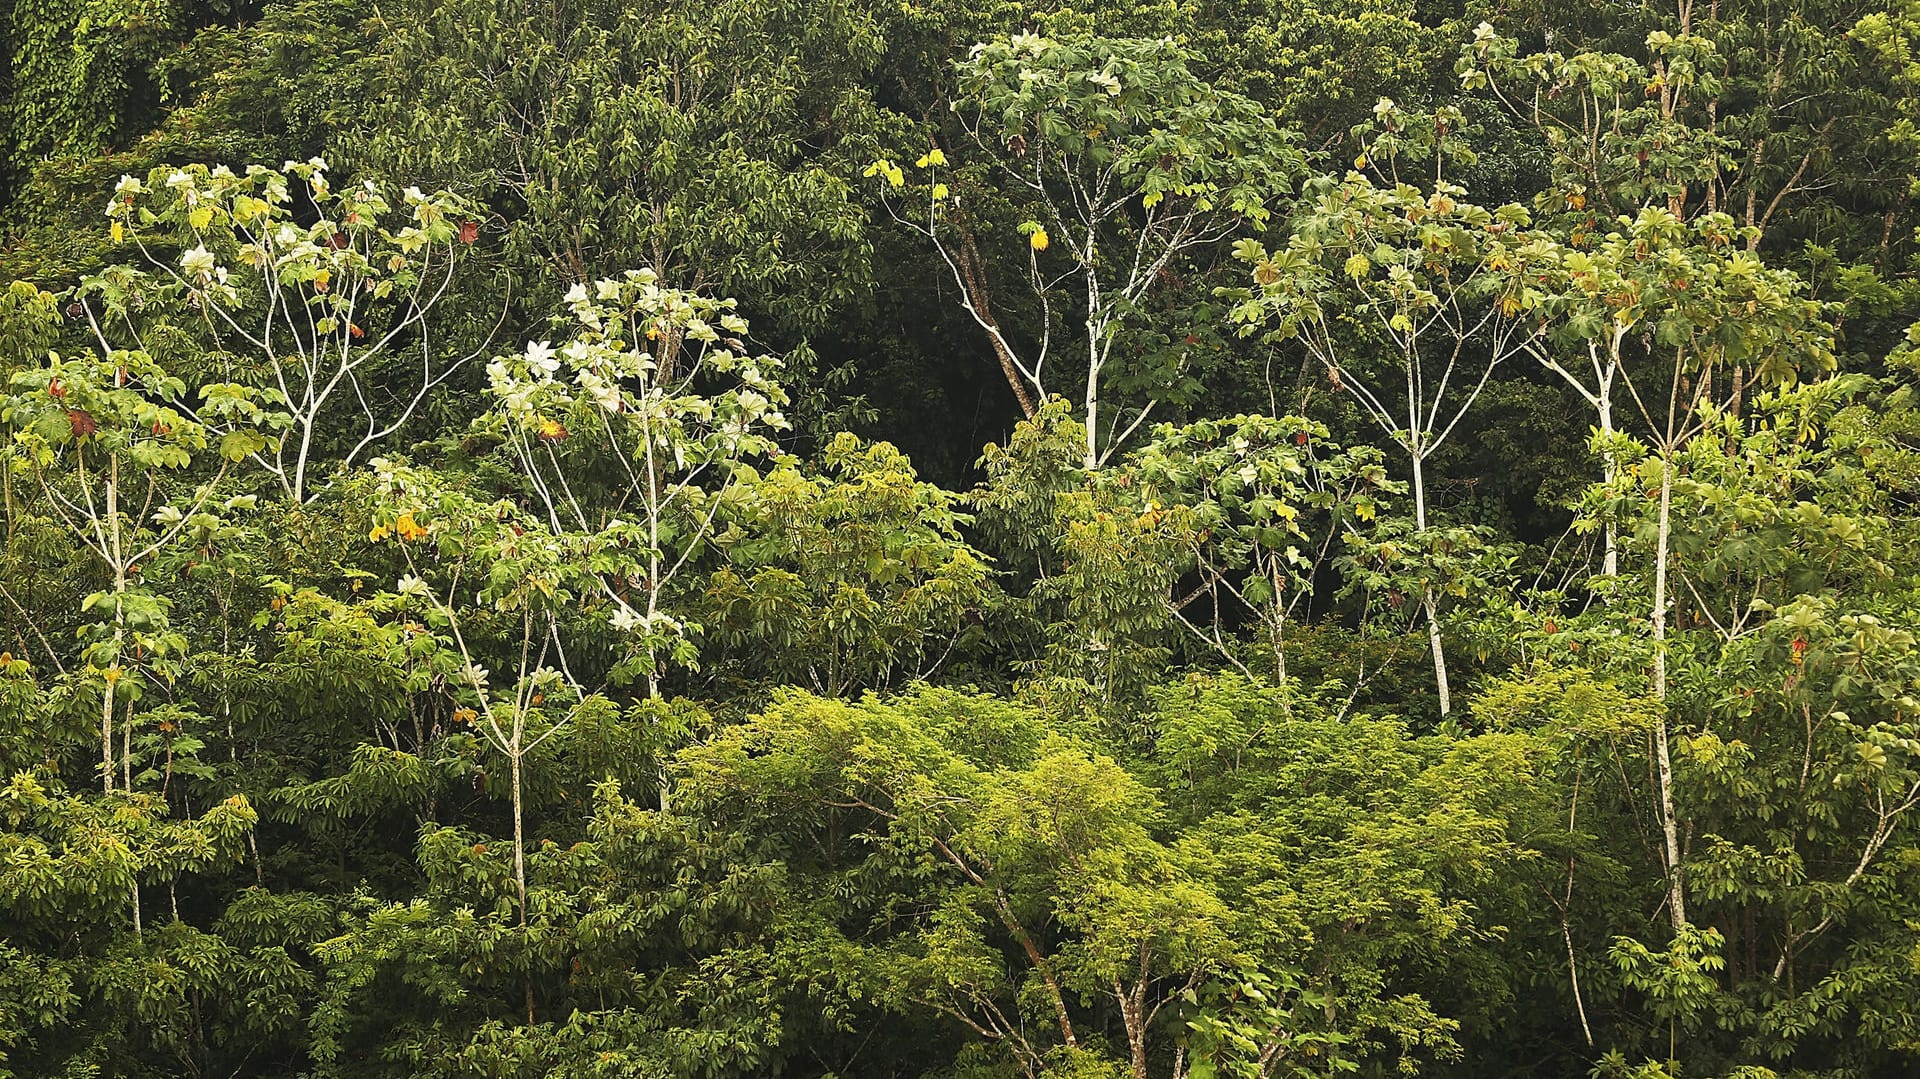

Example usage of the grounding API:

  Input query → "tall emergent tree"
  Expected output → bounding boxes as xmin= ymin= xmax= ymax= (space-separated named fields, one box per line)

xmin=878 ymin=34 xmax=1305 ymax=468
xmin=1231 ymin=168 xmax=1553 ymax=714
xmin=101 ymin=160 xmax=487 ymax=502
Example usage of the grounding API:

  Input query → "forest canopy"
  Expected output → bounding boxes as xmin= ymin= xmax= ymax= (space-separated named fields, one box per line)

xmin=4 ymin=0 xmax=1920 ymax=1076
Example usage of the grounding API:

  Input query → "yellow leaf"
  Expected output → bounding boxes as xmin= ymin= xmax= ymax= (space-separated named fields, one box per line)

xmin=189 ymin=205 xmax=214 ymax=229
xmin=110 ymin=221 xmax=124 ymax=243
xmin=394 ymin=512 xmax=428 ymax=541
xmin=1030 ymin=228 xmax=1049 ymax=252
xmin=931 ymin=183 xmax=949 ymax=200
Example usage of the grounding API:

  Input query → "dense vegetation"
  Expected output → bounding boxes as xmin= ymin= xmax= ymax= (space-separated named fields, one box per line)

xmin=4 ymin=0 xmax=1920 ymax=1075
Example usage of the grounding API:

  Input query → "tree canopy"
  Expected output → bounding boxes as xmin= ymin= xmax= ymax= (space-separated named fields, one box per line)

xmin=4 ymin=2 xmax=1920 ymax=1077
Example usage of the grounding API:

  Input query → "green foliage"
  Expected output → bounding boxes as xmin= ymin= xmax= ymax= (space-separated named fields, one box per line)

xmin=1127 ymin=413 xmax=1396 ymax=681
xmin=704 ymin=432 xmax=995 ymax=695
xmin=478 ymin=269 xmax=792 ymax=689
xmin=347 ymin=0 xmax=890 ymax=330
xmin=881 ymin=33 xmax=1306 ymax=465
xmin=98 ymin=158 xmax=483 ymax=501
xmin=5 ymin=5 xmax=1920 ymax=1078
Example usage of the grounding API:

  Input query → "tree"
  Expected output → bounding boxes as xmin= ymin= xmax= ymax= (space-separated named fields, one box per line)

xmin=0 ymin=0 xmax=247 ymax=209
xmin=1528 ymin=208 xmax=1829 ymax=577
xmin=2 ymin=338 xmax=281 ymax=797
xmin=877 ymin=34 xmax=1306 ymax=468
xmin=1572 ymin=211 xmax=1833 ymax=931
xmin=677 ymin=681 xmax=1491 ymax=1078
xmin=348 ymin=0 xmax=887 ymax=327
xmin=481 ymin=270 xmax=792 ymax=702
xmin=701 ymin=433 xmax=995 ymax=696
xmin=1128 ymin=413 xmax=1395 ymax=685
xmin=100 ymin=159 xmax=489 ymax=502
xmin=1463 ymin=3 xmax=1908 ymax=254
xmin=1856 ymin=2 xmax=1920 ymax=202
xmin=1231 ymin=167 xmax=1553 ymax=714
xmin=971 ymin=400 xmax=1193 ymax=706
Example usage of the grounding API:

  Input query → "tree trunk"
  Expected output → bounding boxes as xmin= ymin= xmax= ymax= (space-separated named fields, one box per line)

xmin=993 ymin=892 xmax=1077 ymax=1050
xmin=1597 ymin=383 xmax=1619 ymax=577
xmin=1409 ymin=451 xmax=1452 ymax=715
xmin=1423 ymin=589 xmax=1451 ymax=716
xmin=1083 ymin=234 xmax=1102 ymax=470
xmin=122 ymin=696 xmax=133 ymax=792
xmin=1270 ymin=562 xmax=1287 ymax=687
xmin=951 ymin=225 xmax=1037 ymax=418
xmin=642 ymin=429 xmax=672 ymax=814
xmin=293 ymin=420 xmax=315 ymax=504
xmin=511 ymin=745 xmax=528 ymax=927
xmin=101 ymin=665 xmax=117 ymax=793
xmin=1650 ymin=455 xmax=1687 ymax=929
xmin=1116 ymin=979 xmax=1150 ymax=1079
xmin=513 ymin=735 xmax=535 ymax=1027
xmin=103 ymin=466 xmax=123 ymax=792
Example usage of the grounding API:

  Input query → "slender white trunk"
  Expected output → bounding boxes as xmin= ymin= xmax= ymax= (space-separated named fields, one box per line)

xmin=101 ymin=649 xmax=117 ymax=794
xmin=511 ymin=739 xmax=536 ymax=1026
xmin=1651 ymin=455 xmax=1686 ymax=928
xmin=1409 ymin=451 xmax=1452 ymax=715
xmin=1270 ymin=564 xmax=1287 ymax=687
xmin=120 ymin=480 xmax=136 ymax=940
xmin=1083 ymin=320 xmax=1100 ymax=469
xmin=293 ymin=421 xmax=315 ymax=503
xmin=641 ymin=423 xmax=672 ymax=813
xmin=122 ymin=698 xmax=132 ymax=791
xmin=1082 ymin=372 xmax=1099 ymax=469
xmin=1083 ymin=234 xmax=1101 ymax=470
xmin=1423 ymin=590 xmax=1451 ymax=715
xmin=1598 ymin=386 xmax=1618 ymax=577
